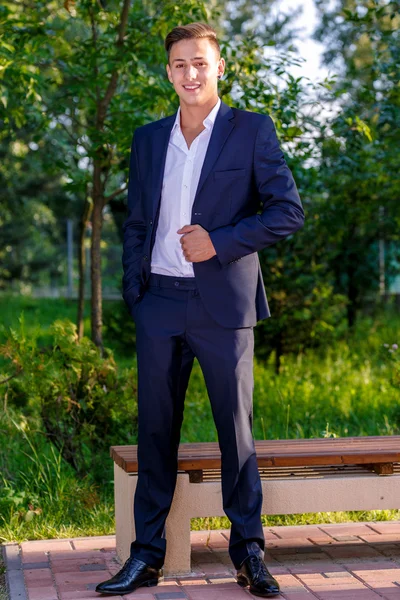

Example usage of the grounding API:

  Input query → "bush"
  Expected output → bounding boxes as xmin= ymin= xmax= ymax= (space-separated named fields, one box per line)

xmin=0 ymin=316 xmax=138 ymax=482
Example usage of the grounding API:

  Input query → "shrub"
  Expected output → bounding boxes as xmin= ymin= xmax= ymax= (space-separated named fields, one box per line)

xmin=0 ymin=316 xmax=138 ymax=482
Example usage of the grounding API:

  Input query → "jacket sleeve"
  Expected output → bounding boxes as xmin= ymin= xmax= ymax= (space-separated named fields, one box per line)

xmin=208 ymin=115 xmax=305 ymax=267
xmin=121 ymin=132 xmax=147 ymax=308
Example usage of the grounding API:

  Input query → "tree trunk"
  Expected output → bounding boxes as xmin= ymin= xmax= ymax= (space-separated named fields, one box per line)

xmin=89 ymin=0 xmax=131 ymax=350
xmin=91 ymin=160 xmax=104 ymax=352
xmin=77 ymin=196 xmax=92 ymax=339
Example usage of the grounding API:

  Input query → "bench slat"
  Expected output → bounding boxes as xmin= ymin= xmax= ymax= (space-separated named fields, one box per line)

xmin=111 ymin=436 xmax=400 ymax=473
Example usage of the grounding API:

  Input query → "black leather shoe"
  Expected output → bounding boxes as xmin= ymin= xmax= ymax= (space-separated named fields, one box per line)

xmin=237 ymin=554 xmax=280 ymax=597
xmin=95 ymin=556 xmax=163 ymax=595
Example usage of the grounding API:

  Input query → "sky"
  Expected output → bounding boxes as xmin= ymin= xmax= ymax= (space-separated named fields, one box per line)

xmin=265 ymin=0 xmax=342 ymax=125
xmin=270 ymin=0 xmax=331 ymax=83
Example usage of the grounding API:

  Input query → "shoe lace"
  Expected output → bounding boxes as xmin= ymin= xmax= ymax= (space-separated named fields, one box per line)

xmin=248 ymin=555 xmax=269 ymax=580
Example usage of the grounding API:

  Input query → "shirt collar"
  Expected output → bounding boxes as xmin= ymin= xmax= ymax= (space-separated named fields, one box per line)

xmin=172 ymin=97 xmax=221 ymax=133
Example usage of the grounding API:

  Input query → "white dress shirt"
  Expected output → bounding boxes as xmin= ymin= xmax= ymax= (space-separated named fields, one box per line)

xmin=151 ymin=97 xmax=221 ymax=277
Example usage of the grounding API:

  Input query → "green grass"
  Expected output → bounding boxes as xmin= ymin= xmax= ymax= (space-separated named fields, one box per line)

xmin=0 ymin=294 xmax=400 ymax=543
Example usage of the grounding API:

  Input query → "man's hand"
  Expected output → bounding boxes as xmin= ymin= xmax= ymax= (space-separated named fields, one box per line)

xmin=177 ymin=224 xmax=217 ymax=262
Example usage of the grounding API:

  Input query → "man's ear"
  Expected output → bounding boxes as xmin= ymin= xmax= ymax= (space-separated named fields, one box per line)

xmin=217 ymin=56 xmax=225 ymax=79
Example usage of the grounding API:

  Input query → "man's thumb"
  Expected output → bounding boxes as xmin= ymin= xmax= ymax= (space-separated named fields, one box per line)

xmin=177 ymin=225 xmax=196 ymax=234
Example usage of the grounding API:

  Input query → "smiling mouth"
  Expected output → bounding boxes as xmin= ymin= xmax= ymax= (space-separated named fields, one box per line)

xmin=183 ymin=84 xmax=200 ymax=90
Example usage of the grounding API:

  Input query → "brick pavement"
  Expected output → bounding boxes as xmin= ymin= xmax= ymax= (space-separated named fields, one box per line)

xmin=3 ymin=521 xmax=400 ymax=600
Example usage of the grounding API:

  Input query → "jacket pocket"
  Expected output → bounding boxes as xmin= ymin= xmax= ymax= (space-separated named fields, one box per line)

xmin=214 ymin=169 xmax=246 ymax=179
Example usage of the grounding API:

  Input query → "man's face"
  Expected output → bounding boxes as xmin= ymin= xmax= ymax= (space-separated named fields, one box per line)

xmin=166 ymin=38 xmax=224 ymax=106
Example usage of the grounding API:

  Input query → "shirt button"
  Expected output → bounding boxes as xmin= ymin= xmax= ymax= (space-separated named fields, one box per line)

xmin=184 ymin=184 xmax=188 ymax=188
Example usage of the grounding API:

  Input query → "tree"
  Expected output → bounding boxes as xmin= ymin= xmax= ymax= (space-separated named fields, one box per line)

xmin=313 ymin=0 xmax=400 ymax=326
xmin=1 ymin=0 xmax=209 ymax=350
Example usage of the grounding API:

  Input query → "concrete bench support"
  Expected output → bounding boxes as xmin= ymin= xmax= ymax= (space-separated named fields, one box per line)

xmin=114 ymin=462 xmax=400 ymax=576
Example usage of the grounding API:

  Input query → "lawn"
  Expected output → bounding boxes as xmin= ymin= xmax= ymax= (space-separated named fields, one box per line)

xmin=1 ymin=294 xmax=399 ymax=543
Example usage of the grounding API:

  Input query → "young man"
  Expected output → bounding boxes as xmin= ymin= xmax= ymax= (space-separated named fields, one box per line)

xmin=96 ymin=22 xmax=304 ymax=598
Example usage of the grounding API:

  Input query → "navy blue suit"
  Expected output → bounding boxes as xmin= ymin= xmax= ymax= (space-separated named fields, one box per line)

xmin=122 ymin=100 xmax=304 ymax=569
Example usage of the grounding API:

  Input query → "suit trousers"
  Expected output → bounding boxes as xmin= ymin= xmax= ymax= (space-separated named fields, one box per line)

xmin=130 ymin=272 xmax=265 ymax=570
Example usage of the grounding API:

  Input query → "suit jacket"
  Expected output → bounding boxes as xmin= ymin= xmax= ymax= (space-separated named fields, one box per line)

xmin=122 ymin=100 xmax=305 ymax=328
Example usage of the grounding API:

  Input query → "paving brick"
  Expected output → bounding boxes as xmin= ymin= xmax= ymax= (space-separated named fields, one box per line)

xmin=315 ymin=588 xmax=382 ymax=600
xmin=268 ymin=538 xmax=317 ymax=549
xmin=268 ymin=565 xmax=292 ymax=575
xmin=3 ymin=543 xmax=22 ymax=570
xmin=22 ymin=540 xmax=73 ymax=553
xmin=6 ymin=569 xmax=28 ymax=600
xmin=262 ymin=529 xmax=281 ymax=541
xmin=269 ymin=526 xmax=330 ymax=540
xmin=319 ymin=524 xmax=377 ymax=537
xmin=350 ymin=567 xmax=400 ymax=581
xmin=304 ymin=581 xmax=366 ymax=592
xmin=71 ymin=536 xmax=116 ymax=551
xmin=178 ymin=579 xmax=208 ymax=585
xmin=359 ymin=534 xmax=400 ymax=544
xmin=192 ymin=550 xmax=218 ymax=563
xmin=280 ymin=594 xmax=317 ymax=600
xmin=50 ymin=549 xmax=115 ymax=560
xmin=207 ymin=578 xmax=236 ymax=584
xmin=275 ymin=573 xmax=306 ymax=587
xmin=21 ymin=551 xmax=49 ymax=563
xmin=154 ymin=592 xmax=187 ymax=599
xmin=332 ymin=536 xmax=363 ymax=543
xmin=344 ymin=560 xmax=398 ymax=570
xmin=124 ymin=594 xmax=157 ymax=600
xmin=155 ymin=584 xmax=187 ymax=592
xmin=369 ymin=582 xmax=400 ymax=592
xmin=377 ymin=546 xmax=400 ymax=558
xmin=22 ymin=561 xmax=50 ymax=569
xmin=314 ymin=591 xmax=382 ymax=599
xmin=324 ymin=572 xmax=356 ymax=578
xmin=59 ymin=593 xmax=123 ymax=600
xmin=307 ymin=534 xmax=337 ymax=544
xmin=320 ymin=544 xmax=383 ymax=559
xmin=26 ymin=585 xmax=58 ymax=600
xmin=367 ymin=522 xmax=400 ymax=535
xmin=12 ymin=525 xmax=400 ymax=600
xmin=202 ymin=531 xmax=229 ymax=548
xmin=193 ymin=563 xmax=230 ymax=576
xmin=51 ymin=559 xmax=106 ymax=573
xmin=185 ymin=588 xmax=249 ymax=600
xmin=24 ymin=567 xmax=53 ymax=584
xmin=289 ymin=564 xmax=348 ymax=575
xmin=119 ymin=584 xmax=166 ymax=594
xmin=271 ymin=552 xmax=331 ymax=563
xmin=297 ymin=574 xmax=357 ymax=586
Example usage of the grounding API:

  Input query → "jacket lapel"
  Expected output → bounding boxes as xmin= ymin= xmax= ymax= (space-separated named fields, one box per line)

xmin=151 ymin=113 xmax=176 ymax=216
xmin=150 ymin=100 xmax=235 ymax=218
xmin=191 ymin=101 xmax=235 ymax=218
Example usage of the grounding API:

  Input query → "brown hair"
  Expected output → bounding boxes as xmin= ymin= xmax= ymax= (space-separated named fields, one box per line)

xmin=164 ymin=22 xmax=220 ymax=62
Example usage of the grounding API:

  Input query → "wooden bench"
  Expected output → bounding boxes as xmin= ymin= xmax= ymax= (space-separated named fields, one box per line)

xmin=111 ymin=436 xmax=400 ymax=575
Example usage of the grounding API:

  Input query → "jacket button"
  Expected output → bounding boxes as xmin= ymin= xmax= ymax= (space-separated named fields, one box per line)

xmin=143 ymin=255 xmax=148 ymax=261
xmin=149 ymin=220 xmax=153 ymax=226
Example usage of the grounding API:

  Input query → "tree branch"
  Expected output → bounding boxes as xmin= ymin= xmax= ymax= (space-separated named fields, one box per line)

xmin=103 ymin=184 xmax=127 ymax=206
xmin=97 ymin=0 xmax=131 ymax=127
